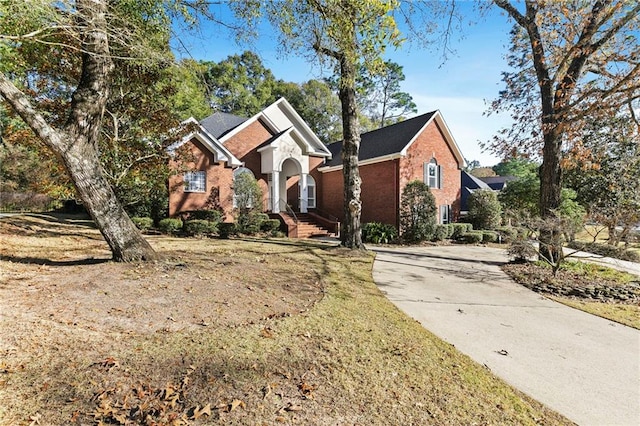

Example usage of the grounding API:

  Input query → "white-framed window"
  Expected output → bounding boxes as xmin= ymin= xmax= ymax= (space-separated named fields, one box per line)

xmin=307 ymin=175 xmax=316 ymax=209
xmin=184 ymin=171 xmax=206 ymax=192
xmin=440 ymin=205 xmax=451 ymax=224
xmin=424 ymin=158 xmax=442 ymax=189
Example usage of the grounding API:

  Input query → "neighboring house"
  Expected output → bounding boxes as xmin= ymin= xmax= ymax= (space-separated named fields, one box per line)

xmin=460 ymin=170 xmax=492 ymax=214
xmin=167 ymin=98 xmax=465 ymax=235
xmin=479 ymin=175 xmax=517 ymax=191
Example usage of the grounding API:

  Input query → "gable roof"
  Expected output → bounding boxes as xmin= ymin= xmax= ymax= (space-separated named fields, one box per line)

xmin=166 ymin=118 xmax=243 ymax=167
xmin=200 ymin=112 xmax=248 ymax=139
xmin=462 ymin=170 xmax=492 ymax=191
xmin=219 ymin=98 xmax=332 ymax=158
xmin=479 ymin=175 xmax=518 ymax=190
xmin=322 ymin=110 xmax=464 ymax=169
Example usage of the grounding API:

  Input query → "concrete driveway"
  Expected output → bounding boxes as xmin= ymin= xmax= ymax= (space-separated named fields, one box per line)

xmin=371 ymin=245 xmax=640 ymax=426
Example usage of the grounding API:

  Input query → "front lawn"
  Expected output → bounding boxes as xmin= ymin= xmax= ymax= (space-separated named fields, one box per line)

xmin=0 ymin=215 xmax=571 ymax=425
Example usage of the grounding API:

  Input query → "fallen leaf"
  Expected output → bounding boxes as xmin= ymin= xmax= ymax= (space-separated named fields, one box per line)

xmin=230 ymin=399 xmax=245 ymax=412
xmin=260 ymin=327 xmax=274 ymax=338
xmin=284 ymin=403 xmax=303 ymax=412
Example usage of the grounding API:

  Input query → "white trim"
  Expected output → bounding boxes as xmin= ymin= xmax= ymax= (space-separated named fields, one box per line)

xmin=166 ymin=117 xmax=243 ymax=167
xmin=219 ymin=98 xmax=332 ymax=158
xmin=400 ymin=111 xmax=465 ymax=169
xmin=318 ymin=153 xmax=403 ymax=173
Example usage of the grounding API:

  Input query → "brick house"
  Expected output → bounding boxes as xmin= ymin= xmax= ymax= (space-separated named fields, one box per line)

xmin=168 ymin=98 xmax=465 ymax=235
xmin=319 ymin=111 xmax=465 ymax=228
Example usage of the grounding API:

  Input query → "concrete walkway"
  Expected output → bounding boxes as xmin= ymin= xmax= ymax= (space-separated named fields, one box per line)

xmin=371 ymin=245 xmax=640 ymax=426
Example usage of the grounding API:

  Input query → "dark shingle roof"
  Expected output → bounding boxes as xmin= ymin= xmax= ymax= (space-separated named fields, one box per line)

xmin=324 ymin=112 xmax=436 ymax=167
xmin=479 ymin=175 xmax=517 ymax=190
xmin=200 ymin=112 xmax=247 ymax=139
xmin=462 ymin=171 xmax=492 ymax=191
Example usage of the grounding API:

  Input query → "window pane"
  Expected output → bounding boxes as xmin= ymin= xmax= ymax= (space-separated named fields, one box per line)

xmin=184 ymin=171 xmax=205 ymax=192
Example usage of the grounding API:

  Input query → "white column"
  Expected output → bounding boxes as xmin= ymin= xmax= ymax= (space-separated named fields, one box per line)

xmin=272 ymin=172 xmax=280 ymax=213
xmin=300 ymin=173 xmax=308 ymax=213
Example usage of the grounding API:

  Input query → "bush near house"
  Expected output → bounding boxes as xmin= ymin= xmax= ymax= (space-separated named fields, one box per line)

xmin=467 ymin=189 xmax=502 ymax=230
xmin=482 ymin=230 xmax=499 ymax=243
xmin=362 ymin=222 xmax=398 ymax=244
xmin=400 ymin=181 xmax=437 ymax=243
xmin=452 ymin=223 xmax=473 ymax=239
xmin=432 ymin=225 xmax=449 ymax=242
xmin=461 ymin=231 xmax=484 ymax=244
xmin=183 ymin=219 xmax=218 ymax=237
xmin=495 ymin=226 xmax=518 ymax=242
xmin=131 ymin=217 xmax=154 ymax=231
xmin=218 ymin=222 xmax=237 ymax=239
xmin=158 ymin=218 xmax=183 ymax=235
xmin=260 ymin=218 xmax=282 ymax=236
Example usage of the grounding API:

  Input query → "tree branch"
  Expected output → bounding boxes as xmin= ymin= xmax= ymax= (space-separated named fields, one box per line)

xmin=0 ymin=73 xmax=67 ymax=154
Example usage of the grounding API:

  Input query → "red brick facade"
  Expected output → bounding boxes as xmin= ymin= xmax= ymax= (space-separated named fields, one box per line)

xmin=168 ymin=104 xmax=463 ymax=232
xmin=399 ymin=120 xmax=461 ymax=223
xmin=168 ymin=139 xmax=234 ymax=219
xmin=319 ymin=119 xmax=461 ymax=228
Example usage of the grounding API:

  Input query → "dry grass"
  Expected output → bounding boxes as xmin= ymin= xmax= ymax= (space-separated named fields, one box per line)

xmin=0 ymin=214 xmax=573 ymax=425
xmin=550 ymin=297 xmax=640 ymax=330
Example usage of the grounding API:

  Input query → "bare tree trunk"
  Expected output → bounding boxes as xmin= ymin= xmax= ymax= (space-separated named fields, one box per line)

xmin=338 ymin=56 xmax=364 ymax=249
xmin=539 ymin=125 xmax=563 ymax=264
xmin=0 ymin=0 xmax=157 ymax=261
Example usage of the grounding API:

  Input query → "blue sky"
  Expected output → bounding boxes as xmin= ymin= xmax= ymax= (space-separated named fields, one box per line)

xmin=172 ymin=2 xmax=516 ymax=167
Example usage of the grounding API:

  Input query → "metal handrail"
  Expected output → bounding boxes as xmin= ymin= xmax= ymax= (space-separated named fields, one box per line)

xmin=279 ymin=198 xmax=298 ymax=223
xmin=311 ymin=208 xmax=339 ymax=223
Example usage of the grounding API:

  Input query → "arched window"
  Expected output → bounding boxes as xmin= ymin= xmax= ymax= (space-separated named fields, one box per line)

xmin=424 ymin=158 xmax=442 ymax=189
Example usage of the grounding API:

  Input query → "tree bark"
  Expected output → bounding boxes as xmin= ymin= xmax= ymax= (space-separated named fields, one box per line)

xmin=0 ymin=0 xmax=157 ymax=261
xmin=338 ymin=56 xmax=364 ymax=249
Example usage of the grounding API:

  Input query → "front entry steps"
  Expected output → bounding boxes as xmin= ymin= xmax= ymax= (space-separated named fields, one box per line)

xmin=277 ymin=212 xmax=333 ymax=238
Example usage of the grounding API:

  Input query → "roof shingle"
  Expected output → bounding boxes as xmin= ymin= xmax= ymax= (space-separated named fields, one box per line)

xmin=200 ymin=112 xmax=247 ymax=139
xmin=324 ymin=112 xmax=436 ymax=167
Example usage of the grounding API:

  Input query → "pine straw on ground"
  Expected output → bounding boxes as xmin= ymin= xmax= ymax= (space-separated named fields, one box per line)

xmin=0 ymin=214 xmax=572 ymax=425
xmin=502 ymin=261 xmax=640 ymax=329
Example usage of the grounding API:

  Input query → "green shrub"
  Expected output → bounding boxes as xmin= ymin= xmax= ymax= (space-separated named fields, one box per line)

xmin=461 ymin=231 xmax=483 ymax=244
xmin=400 ymin=181 xmax=437 ymax=243
xmin=183 ymin=220 xmax=218 ymax=237
xmin=482 ymin=231 xmax=499 ymax=243
xmin=158 ymin=218 xmax=183 ymax=235
xmin=468 ymin=189 xmax=502 ymax=230
xmin=452 ymin=223 xmax=473 ymax=239
xmin=444 ymin=224 xmax=455 ymax=239
xmin=362 ymin=222 xmax=398 ymax=244
xmin=218 ymin=222 xmax=237 ymax=239
xmin=132 ymin=217 xmax=154 ymax=231
xmin=237 ymin=211 xmax=269 ymax=235
xmin=495 ymin=226 xmax=518 ymax=242
xmin=260 ymin=219 xmax=282 ymax=234
xmin=182 ymin=209 xmax=223 ymax=223
xmin=432 ymin=225 xmax=449 ymax=242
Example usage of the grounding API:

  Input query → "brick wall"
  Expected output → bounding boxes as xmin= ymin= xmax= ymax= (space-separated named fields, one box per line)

xmin=399 ymin=120 xmax=461 ymax=221
xmin=168 ymin=138 xmax=234 ymax=219
xmin=222 ymin=120 xmax=273 ymax=210
xmin=318 ymin=159 xmax=399 ymax=227
xmin=317 ymin=120 xmax=462 ymax=228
